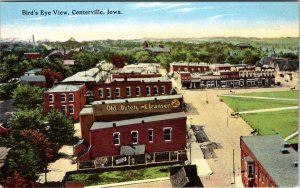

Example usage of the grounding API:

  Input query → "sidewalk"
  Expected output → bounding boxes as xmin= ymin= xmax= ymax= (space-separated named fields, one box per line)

xmin=238 ymin=106 xmax=298 ymax=114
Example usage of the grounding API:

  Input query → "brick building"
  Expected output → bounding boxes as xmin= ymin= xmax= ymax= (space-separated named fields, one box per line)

xmin=74 ymin=95 xmax=185 ymax=162
xmin=170 ymin=62 xmax=210 ymax=73
xmin=93 ymin=77 xmax=172 ymax=100
xmin=240 ymin=135 xmax=298 ymax=187
xmin=24 ymin=53 xmax=41 ymax=59
xmin=44 ymin=84 xmax=86 ymax=120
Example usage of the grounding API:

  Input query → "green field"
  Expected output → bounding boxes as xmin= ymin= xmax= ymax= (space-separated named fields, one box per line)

xmin=221 ymin=97 xmax=298 ymax=111
xmin=67 ymin=165 xmax=172 ymax=186
xmin=241 ymin=110 xmax=298 ymax=143
xmin=221 ymin=91 xmax=298 ymax=144
xmin=237 ymin=90 xmax=299 ymax=99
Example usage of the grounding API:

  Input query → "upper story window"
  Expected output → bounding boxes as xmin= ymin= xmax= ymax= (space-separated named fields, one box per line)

xmin=69 ymin=104 xmax=74 ymax=114
xmin=136 ymin=87 xmax=141 ymax=96
xmin=148 ymin=129 xmax=153 ymax=143
xmin=161 ymin=86 xmax=166 ymax=95
xmin=61 ymin=93 xmax=66 ymax=103
xmin=99 ymin=88 xmax=104 ymax=98
xmin=164 ymin=128 xmax=172 ymax=141
xmin=113 ymin=132 xmax=120 ymax=145
xmin=154 ymin=86 xmax=158 ymax=95
xmin=106 ymin=88 xmax=111 ymax=98
xmin=247 ymin=163 xmax=254 ymax=178
xmin=68 ymin=93 xmax=74 ymax=102
xmin=131 ymin=131 xmax=138 ymax=144
xmin=126 ymin=87 xmax=131 ymax=97
xmin=115 ymin=88 xmax=121 ymax=97
xmin=49 ymin=94 xmax=54 ymax=103
xmin=146 ymin=86 xmax=151 ymax=96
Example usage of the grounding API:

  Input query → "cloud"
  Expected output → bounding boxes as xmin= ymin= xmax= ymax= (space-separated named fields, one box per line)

xmin=131 ymin=2 xmax=191 ymax=12
xmin=169 ymin=8 xmax=200 ymax=13
xmin=208 ymin=14 xmax=231 ymax=20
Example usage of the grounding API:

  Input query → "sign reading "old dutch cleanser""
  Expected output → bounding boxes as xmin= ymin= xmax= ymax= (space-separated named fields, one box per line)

xmin=92 ymin=96 xmax=183 ymax=117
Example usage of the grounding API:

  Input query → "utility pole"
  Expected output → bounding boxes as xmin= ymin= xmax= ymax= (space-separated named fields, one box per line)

xmin=233 ymin=149 xmax=235 ymax=184
xmin=190 ymin=142 xmax=192 ymax=165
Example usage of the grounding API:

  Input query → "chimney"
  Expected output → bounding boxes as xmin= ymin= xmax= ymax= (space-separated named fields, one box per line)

xmin=113 ymin=123 xmax=116 ymax=127
xmin=293 ymin=161 xmax=298 ymax=167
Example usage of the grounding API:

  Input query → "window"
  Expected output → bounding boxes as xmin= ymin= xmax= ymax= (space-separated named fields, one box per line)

xmin=61 ymin=93 xmax=66 ymax=103
xmin=126 ymin=87 xmax=131 ymax=97
xmin=113 ymin=132 xmax=120 ymax=145
xmin=106 ymin=88 xmax=111 ymax=98
xmin=68 ymin=93 xmax=74 ymax=102
xmin=161 ymin=86 xmax=166 ymax=95
xmin=131 ymin=131 xmax=138 ymax=144
xmin=99 ymin=88 xmax=103 ymax=98
xmin=115 ymin=88 xmax=120 ymax=97
xmin=148 ymin=129 xmax=153 ymax=143
xmin=49 ymin=94 xmax=54 ymax=103
xmin=146 ymin=86 xmax=151 ymax=96
xmin=136 ymin=87 xmax=141 ymax=96
xmin=154 ymin=86 xmax=158 ymax=95
xmin=164 ymin=128 xmax=172 ymax=141
xmin=247 ymin=164 xmax=254 ymax=178
xmin=69 ymin=104 xmax=74 ymax=114
xmin=61 ymin=105 xmax=67 ymax=114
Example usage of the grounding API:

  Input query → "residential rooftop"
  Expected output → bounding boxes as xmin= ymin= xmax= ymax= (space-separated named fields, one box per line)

xmin=171 ymin=62 xmax=209 ymax=66
xmin=46 ymin=84 xmax=84 ymax=93
xmin=24 ymin=68 xmax=42 ymax=74
xmin=20 ymin=75 xmax=46 ymax=82
xmin=241 ymin=135 xmax=298 ymax=187
xmin=91 ymin=111 xmax=186 ymax=131
xmin=92 ymin=94 xmax=182 ymax=105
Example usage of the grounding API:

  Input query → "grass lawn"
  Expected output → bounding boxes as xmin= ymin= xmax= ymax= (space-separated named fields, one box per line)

xmin=288 ymin=136 xmax=298 ymax=144
xmin=221 ymin=96 xmax=298 ymax=112
xmin=241 ymin=110 xmax=298 ymax=139
xmin=67 ymin=165 xmax=172 ymax=186
xmin=237 ymin=90 xmax=298 ymax=99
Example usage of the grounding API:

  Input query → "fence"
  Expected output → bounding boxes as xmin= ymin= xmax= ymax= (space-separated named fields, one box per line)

xmin=78 ymin=150 xmax=187 ymax=170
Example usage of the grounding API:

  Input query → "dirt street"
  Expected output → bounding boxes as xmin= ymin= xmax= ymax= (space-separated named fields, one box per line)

xmin=180 ymin=87 xmax=290 ymax=187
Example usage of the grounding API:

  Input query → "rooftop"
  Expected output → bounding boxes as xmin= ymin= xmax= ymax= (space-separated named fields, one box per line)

xmin=79 ymin=106 xmax=93 ymax=115
xmin=46 ymin=84 xmax=84 ymax=93
xmin=20 ymin=75 xmax=46 ymax=82
xmin=145 ymin=47 xmax=170 ymax=53
xmin=113 ymin=76 xmax=170 ymax=83
xmin=92 ymin=94 xmax=182 ymax=105
xmin=0 ymin=147 xmax=11 ymax=168
xmin=91 ymin=111 xmax=186 ymax=130
xmin=241 ymin=135 xmax=298 ymax=187
xmin=171 ymin=62 xmax=209 ymax=66
xmin=63 ymin=67 xmax=101 ymax=82
xmin=24 ymin=68 xmax=42 ymax=74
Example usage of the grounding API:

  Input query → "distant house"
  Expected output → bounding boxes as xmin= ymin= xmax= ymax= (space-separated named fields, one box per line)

xmin=20 ymin=68 xmax=46 ymax=87
xmin=143 ymin=41 xmax=170 ymax=54
xmin=240 ymin=135 xmax=298 ymax=187
xmin=63 ymin=60 xmax=75 ymax=66
xmin=235 ymin=43 xmax=253 ymax=49
xmin=24 ymin=53 xmax=41 ymax=59
xmin=46 ymin=48 xmax=81 ymax=60
xmin=257 ymin=57 xmax=298 ymax=72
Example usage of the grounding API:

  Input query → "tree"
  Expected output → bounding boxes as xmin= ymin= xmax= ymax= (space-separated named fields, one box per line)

xmin=4 ymin=171 xmax=35 ymax=188
xmin=10 ymin=108 xmax=45 ymax=131
xmin=41 ymin=68 xmax=63 ymax=88
xmin=46 ymin=110 xmax=75 ymax=147
xmin=134 ymin=51 xmax=154 ymax=63
xmin=155 ymin=54 xmax=172 ymax=70
xmin=0 ymin=135 xmax=41 ymax=181
xmin=12 ymin=84 xmax=44 ymax=109
xmin=111 ymin=54 xmax=126 ymax=68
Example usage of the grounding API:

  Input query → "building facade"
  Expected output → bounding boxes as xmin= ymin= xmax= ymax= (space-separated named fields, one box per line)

xmin=170 ymin=62 xmax=210 ymax=73
xmin=93 ymin=77 xmax=172 ymax=101
xmin=240 ymin=136 xmax=298 ymax=187
xmin=44 ymin=84 xmax=86 ymax=120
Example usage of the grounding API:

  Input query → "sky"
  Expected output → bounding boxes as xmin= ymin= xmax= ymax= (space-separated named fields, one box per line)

xmin=0 ymin=2 xmax=299 ymax=41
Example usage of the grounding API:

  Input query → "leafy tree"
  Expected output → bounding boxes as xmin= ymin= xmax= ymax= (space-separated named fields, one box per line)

xmin=45 ymin=110 xmax=75 ymax=147
xmin=12 ymin=84 xmax=44 ymax=109
xmin=0 ymin=83 xmax=18 ymax=100
xmin=4 ymin=171 xmax=35 ymax=188
xmin=111 ymin=54 xmax=126 ymax=68
xmin=155 ymin=54 xmax=172 ymax=70
xmin=0 ymin=135 xmax=41 ymax=181
xmin=134 ymin=51 xmax=154 ymax=63
xmin=41 ymin=68 xmax=63 ymax=87
xmin=10 ymin=108 xmax=45 ymax=131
